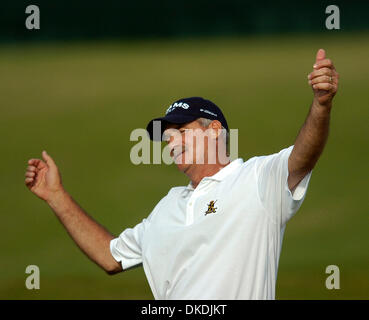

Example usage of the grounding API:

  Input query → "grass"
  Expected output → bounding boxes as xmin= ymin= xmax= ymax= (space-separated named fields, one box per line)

xmin=0 ymin=32 xmax=368 ymax=299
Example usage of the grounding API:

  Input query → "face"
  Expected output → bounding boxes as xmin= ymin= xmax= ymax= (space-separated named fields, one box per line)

xmin=163 ymin=120 xmax=221 ymax=172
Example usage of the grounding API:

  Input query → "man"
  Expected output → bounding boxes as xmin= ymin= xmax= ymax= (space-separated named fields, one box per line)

xmin=25 ymin=49 xmax=339 ymax=299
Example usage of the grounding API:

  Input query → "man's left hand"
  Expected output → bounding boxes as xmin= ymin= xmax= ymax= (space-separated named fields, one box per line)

xmin=308 ymin=49 xmax=339 ymax=107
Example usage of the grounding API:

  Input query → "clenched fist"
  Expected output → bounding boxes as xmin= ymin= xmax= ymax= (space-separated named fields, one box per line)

xmin=25 ymin=151 xmax=64 ymax=202
xmin=308 ymin=49 xmax=339 ymax=106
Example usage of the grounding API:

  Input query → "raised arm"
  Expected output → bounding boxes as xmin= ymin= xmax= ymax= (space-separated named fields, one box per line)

xmin=288 ymin=49 xmax=339 ymax=191
xmin=25 ymin=151 xmax=123 ymax=275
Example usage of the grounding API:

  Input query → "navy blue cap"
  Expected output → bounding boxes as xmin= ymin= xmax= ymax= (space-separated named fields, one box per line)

xmin=146 ymin=97 xmax=229 ymax=141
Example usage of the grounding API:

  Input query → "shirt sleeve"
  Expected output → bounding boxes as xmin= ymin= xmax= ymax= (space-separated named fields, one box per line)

xmin=110 ymin=194 xmax=167 ymax=271
xmin=255 ymin=145 xmax=312 ymax=226
xmin=110 ymin=218 xmax=149 ymax=270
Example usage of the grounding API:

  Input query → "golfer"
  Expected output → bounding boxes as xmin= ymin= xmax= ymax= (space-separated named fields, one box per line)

xmin=25 ymin=49 xmax=339 ymax=299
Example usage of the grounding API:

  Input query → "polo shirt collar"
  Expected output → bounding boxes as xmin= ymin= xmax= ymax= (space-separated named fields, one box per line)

xmin=183 ymin=158 xmax=244 ymax=192
xmin=206 ymin=158 xmax=244 ymax=182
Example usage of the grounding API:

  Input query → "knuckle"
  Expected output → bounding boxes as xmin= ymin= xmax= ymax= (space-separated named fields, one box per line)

xmin=311 ymin=71 xmax=319 ymax=78
xmin=315 ymin=75 xmax=322 ymax=82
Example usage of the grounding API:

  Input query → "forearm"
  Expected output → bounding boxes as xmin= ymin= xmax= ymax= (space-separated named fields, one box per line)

xmin=287 ymin=49 xmax=339 ymax=191
xmin=290 ymin=99 xmax=331 ymax=174
xmin=46 ymin=190 xmax=122 ymax=274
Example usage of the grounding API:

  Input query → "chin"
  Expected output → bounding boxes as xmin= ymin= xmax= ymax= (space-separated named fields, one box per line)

xmin=174 ymin=154 xmax=191 ymax=172
xmin=175 ymin=161 xmax=190 ymax=172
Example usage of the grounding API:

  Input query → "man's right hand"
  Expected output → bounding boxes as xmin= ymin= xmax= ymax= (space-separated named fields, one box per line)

xmin=25 ymin=151 xmax=64 ymax=202
xmin=24 ymin=151 xmax=122 ymax=275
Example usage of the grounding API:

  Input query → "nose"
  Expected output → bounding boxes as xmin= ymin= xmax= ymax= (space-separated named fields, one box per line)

xmin=166 ymin=135 xmax=174 ymax=144
xmin=166 ymin=137 xmax=185 ymax=159
xmin=164 ymin=129 xmax=182 ymax=144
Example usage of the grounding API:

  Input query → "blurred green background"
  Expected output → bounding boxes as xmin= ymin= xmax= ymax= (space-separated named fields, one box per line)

xmin=0 ymin=1 xmax=368 ymax=300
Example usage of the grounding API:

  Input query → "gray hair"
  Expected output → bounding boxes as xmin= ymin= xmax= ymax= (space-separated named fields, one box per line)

xmin=197 ymin=118 xmax=230 ymax=156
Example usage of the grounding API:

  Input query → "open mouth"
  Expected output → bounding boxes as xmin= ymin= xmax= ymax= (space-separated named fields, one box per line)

xmin=171 ymin=146 xmax=186 ymax=161
xmin=174 ymin=150 xmax=185 ymax=161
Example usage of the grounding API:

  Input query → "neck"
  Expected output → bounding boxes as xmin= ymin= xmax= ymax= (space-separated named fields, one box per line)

xmin=185 ymin=160 xmax=230 ymax=189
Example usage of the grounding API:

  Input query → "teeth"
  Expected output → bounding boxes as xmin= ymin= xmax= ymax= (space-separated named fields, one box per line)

xmin=173 ymin=148 xmax=184 ymax=159
xmin=174 ymin=151 xmax=183 ymax=159
xmin=171 ymin=146 xmax=180 ymax=156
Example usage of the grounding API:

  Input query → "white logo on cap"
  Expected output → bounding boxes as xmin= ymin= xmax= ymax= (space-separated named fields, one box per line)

xmin=166 ymin=102 xmax=190 ymax=115
xmin=200 ymin=108 xmax=217 ymax=117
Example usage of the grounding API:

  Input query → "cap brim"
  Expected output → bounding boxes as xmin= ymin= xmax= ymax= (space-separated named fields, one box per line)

xmin=146 ymin=114 xmax=198 ymax=141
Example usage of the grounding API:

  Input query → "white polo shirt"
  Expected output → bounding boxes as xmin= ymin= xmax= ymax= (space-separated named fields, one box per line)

xmin=110 ymin=145 xmax=312 ymax=299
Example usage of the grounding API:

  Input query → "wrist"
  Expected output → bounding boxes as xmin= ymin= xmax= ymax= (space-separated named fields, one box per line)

xmin=46 ymin=188 xmax=68 ymax=207
xmin=312 ymin=98 xmax=332 ymax=114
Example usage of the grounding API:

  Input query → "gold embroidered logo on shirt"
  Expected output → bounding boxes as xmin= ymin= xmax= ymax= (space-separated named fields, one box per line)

xmin=205 ymin=200 xmax=217 ymax=215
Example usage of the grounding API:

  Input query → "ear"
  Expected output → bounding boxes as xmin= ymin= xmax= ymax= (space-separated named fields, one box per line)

xmin=209 ymin=120 xmax=222 ymax=139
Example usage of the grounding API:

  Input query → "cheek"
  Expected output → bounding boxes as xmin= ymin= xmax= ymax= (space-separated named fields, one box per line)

xmin=193 ymin=136 xmax=208 ymax=160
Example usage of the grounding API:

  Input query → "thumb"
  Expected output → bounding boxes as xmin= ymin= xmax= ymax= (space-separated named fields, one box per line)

xmin=315 ymin=48 xmax=326 ymax=63
xmin=42 ymin=150 xmax=57 ymax=168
